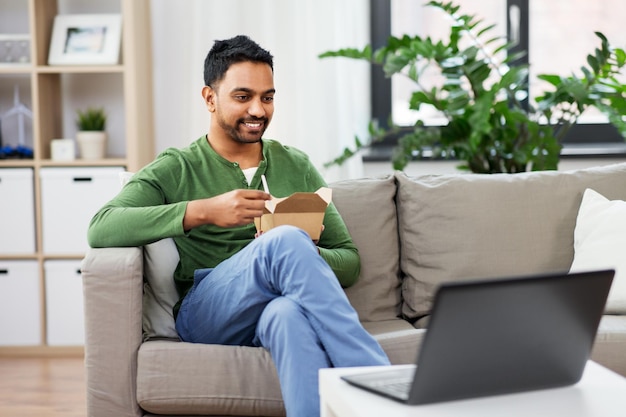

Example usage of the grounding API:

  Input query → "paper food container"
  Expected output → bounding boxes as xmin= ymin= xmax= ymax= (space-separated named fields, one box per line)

xmin=254 ymin=187 xmax=332 ymax=240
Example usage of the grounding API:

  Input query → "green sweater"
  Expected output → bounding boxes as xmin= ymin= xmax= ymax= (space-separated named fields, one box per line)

xmin=88 ymin=137 xmax=360 ymax=316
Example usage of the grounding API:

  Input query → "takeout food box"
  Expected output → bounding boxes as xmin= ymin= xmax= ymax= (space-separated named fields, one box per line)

xmin=254 ymin=187 xmax=332 ymax=240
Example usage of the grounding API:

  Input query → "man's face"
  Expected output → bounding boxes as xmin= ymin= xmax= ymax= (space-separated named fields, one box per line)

xmin=208 ymin=61 xmax=275 ymax=144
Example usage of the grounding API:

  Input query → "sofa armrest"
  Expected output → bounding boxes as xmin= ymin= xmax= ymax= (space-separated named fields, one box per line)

xmin=82 ymin=247 xmax=144 ymax=417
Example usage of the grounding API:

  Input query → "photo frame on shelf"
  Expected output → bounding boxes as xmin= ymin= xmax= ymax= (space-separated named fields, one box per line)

xmin=48 ymin=14 xmax=122 ymax=66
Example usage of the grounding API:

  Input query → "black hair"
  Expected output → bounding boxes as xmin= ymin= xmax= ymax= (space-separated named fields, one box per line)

xmin=203 ymin=35 xmax=274 ymax=87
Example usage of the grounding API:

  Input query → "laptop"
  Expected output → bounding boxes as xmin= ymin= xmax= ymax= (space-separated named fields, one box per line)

xmin=342 ymin=269 xmax=614 ymax=405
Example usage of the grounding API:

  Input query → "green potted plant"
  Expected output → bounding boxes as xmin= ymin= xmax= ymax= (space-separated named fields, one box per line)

xmin=320 ymin=1 xmax=626 ymax=173
xmin=76 ymin=107 xmax=107 ymax=160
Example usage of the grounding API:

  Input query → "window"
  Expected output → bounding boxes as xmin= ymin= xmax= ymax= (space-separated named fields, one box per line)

xmin=528 ymin=0 xmax=626 ymax=125
xmin=369 ymin=0 xmax=626 ymax=157
xmin=389 ymin=0 xmax=506 ymax=126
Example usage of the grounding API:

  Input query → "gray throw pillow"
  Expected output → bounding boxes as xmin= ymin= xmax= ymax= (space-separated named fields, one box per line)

xmin=331 ymin=175 xmax=402 ymax=322
xmin=143 ymin=238 xmax=180 ymax=340
xmin=396 ymin=163 xmax=626 ymax=320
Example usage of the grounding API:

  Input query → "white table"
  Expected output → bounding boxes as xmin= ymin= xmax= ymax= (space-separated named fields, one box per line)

xmin=320 ymin=361 xmax=626 ymax=417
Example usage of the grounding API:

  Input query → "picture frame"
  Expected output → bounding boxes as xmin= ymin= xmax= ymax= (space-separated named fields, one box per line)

xmin=48 ymin=14 xmax=122 ymax=66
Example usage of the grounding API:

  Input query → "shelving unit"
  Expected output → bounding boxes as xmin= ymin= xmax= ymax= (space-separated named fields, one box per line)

xmin=0 ymin=0 xmax=154 ymax=355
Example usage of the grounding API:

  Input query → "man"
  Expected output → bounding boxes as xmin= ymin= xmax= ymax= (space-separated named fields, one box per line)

xmin=88 ymin=35 xmax=389 ymax=417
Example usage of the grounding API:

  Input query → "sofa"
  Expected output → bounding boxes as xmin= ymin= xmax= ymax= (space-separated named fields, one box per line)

xmin=81 ymin=163 xmax=626 ymax=417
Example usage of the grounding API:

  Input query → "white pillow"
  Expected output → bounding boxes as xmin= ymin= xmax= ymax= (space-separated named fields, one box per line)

xmin=119 ymin=171 xmax=181 ymax=339
xmin=142 ymin=238 xmax=180 ymax=340
xmin=570 ymin=188 xmax=626 ymax=313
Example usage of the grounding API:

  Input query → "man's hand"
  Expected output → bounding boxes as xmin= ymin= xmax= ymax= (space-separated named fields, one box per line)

xmin=184 ymin=189 xmax=271 ymax=230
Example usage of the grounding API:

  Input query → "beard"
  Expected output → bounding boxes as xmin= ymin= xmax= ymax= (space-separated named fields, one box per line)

xmin=216 ymin=114 xmax=269 ymax=144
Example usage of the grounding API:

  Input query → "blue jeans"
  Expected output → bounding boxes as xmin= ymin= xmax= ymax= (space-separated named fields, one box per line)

xmin=175 ymin=226 xmax=390 ymax=417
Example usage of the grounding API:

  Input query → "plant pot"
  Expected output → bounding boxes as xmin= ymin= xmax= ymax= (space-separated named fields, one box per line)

xmin=76 ymin=131 xmax=107 ymax=160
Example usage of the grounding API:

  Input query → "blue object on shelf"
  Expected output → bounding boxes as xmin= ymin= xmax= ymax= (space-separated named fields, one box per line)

xmin=0 ymin=145 xmax=33 ymax=159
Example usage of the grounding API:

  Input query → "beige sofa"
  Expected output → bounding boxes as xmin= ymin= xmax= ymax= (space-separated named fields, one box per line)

xmin=81 ymin=163 xmax=626 ymax=417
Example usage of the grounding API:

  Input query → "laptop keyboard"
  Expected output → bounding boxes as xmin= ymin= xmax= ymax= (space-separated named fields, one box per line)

xmin=342 ymin=367 xmax=416 ymax=401
xmin=371 ymin=378 xmax=411 ymax=400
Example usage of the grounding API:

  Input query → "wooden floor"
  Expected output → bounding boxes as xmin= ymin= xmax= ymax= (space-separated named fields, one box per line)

xmin=0 ymin=356 xmax=86 ymax=417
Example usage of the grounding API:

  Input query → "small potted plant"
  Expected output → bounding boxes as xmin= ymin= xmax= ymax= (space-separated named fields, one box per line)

xmin=76 ymin=107 xmax=107 ymax=159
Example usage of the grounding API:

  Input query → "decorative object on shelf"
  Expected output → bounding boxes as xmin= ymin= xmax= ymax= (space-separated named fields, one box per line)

xmin=48 ymin=14 xmax=122 ymax=66
xmin=76 ymin=107 xmax=107 ymax=159
xmin=319 ymin=1 xmax=626 ymax=174
xmin=50 ymin=138 xmax=76 ymax=161
xmin=0 ymin=34 xmax=30 ymax=65
xmin=0 ymin=85 xmax=33 ymax=159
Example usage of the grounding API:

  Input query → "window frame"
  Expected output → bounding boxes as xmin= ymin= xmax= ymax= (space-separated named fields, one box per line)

xmin=365 ymin=0 xmax=626 ymax=162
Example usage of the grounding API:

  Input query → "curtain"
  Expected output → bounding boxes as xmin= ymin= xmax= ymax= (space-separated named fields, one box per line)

xmin=150 ymin=0 xmax=371 ymax=181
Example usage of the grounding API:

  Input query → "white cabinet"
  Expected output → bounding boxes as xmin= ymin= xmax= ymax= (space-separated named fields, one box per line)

xmin=0 ymin=261 xmax=41 ymax=346
xmin=44 ymin=260 xmax=84 ymax=346
xmin=40 ymin=166 xmax=124 ymax=254
xmin=0 ymin=168 xmax=36 ymax=255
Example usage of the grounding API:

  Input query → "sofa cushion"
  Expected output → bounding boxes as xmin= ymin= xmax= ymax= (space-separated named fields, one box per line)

xmin=137 ymin=341 xmax=285 ymax=416
xmin=137 ymin=322 xmax=423 ymax=415
xmin=396 ymin=163 xmax=626 ymax=320
xmin=591 ymin=315 xmax=626 ymax=377
xmin=570 ymin=188 xmax=626 ymax=314
xmin=331 ymin=175 xmax=402 ymax=321
xmin=363 ymin=319 xmax=425 ymax=365
xmin=143 ymin=238 xmax=180 ymax=340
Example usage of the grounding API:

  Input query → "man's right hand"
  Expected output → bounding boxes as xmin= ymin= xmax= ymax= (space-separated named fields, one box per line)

xmin=183 ymin=189 xmax=271 ymax=231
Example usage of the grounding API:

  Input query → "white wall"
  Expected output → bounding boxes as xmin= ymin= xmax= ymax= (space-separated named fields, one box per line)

xmin=150 ymin=0 xmax=371 ymax=181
